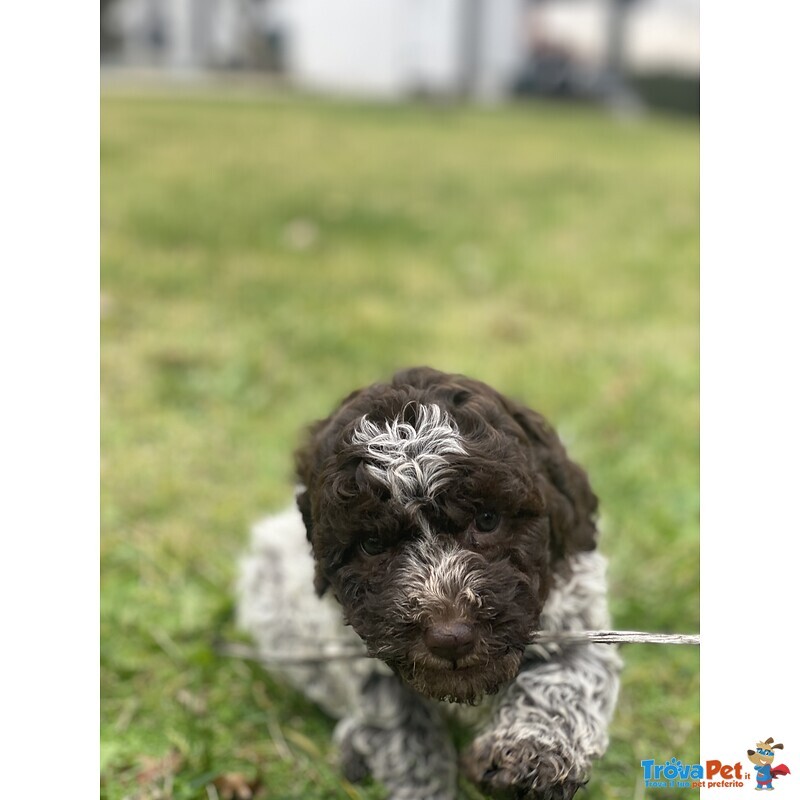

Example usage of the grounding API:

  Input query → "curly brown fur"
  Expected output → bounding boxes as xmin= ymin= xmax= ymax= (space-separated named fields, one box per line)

xmin=295 ymin=366 xmax=598 ymax=704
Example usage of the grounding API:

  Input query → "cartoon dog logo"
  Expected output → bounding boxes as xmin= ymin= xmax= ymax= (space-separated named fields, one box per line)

xmin=747 ymin=738 xmax=791 ymax=791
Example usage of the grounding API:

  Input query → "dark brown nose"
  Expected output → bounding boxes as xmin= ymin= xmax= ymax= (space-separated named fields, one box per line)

xmin=424 ymin=621 xmax=475 ymax=661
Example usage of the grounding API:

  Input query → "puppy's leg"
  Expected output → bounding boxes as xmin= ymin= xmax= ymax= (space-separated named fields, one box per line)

xmin=337 ymin=673 xmax=458 ymax=800
xmin=463 ymin=552 xmax=621 ymax=800
xmin=463 ymin=645 xmax=620 ymax=799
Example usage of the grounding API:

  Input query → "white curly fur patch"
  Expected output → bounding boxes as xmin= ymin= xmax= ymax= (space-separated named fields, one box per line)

xmin=350 ymin=403 xmax=466 ymax=512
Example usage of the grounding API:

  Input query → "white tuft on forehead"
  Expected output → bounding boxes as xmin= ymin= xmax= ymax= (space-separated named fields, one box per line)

xmin=351 ymin=403 xmax=466 ymax=510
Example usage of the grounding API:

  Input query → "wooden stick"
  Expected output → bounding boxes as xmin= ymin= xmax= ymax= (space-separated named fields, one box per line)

xmin=220 ymin=629 xmax=699 ymax=665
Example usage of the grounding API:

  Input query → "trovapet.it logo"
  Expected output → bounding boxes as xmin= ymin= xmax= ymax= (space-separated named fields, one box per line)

xmin=641 ymin=736 xmax=792 ymax=791
xmin=640 ymin=758 xmax=745 ymax=790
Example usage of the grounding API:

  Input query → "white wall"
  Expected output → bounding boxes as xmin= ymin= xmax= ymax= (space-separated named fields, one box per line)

xmin=627 ymin=0 xmax=700 ymax=73
xmin=280 ymin=0 xmax=410 ymax=97
xmin=399 ymin=0 xmax=462 ymax=95
xmin=474 ymin=0 xmax=527 ymax=100
xmin=278 ymin=0 xmax=526 ymax=99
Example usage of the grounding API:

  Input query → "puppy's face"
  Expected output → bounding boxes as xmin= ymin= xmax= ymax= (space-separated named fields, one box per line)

xmin=296 ymin=368 xmax=598 ymax=704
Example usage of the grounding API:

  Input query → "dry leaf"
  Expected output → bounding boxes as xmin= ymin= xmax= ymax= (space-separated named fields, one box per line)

xmin=212 ymin=773 xmax=262 ymax=800
xmin=135 ymin=749 xmax=184 ymax=786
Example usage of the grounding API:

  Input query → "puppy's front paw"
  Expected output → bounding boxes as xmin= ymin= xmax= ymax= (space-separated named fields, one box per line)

xmin=462 ymin=733 xmax=587 ymax=800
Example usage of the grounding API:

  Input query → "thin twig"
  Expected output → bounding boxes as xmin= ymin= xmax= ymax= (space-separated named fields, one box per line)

xmin=531 ymin=630 xmax=700 ymax=647
xmin=218 ymin=629 xmax=699 ymax=666
xmin=266 ymin=714 xmax=292 ymax=762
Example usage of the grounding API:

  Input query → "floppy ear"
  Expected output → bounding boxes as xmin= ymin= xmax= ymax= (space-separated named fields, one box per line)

xmin=295 ymin=486 xmax=314 ymax=544
xmin=295 ymin=485 xmax=330 ymax=597
xmin=293 ymin=386 xmax=371 ymax=596
xmin=505 ymin=400 xmax=599 ymax=559
xmin=294 ymin=422 xmax=331 ymax=597
xmin=294 ymin=386 xmax=366 ymax=544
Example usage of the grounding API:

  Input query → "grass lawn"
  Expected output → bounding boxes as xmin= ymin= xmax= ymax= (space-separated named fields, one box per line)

xmin=100 ymin=87 xmax=699 ymax=800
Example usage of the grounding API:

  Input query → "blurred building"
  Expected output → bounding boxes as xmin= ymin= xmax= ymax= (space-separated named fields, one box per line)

xmin=101 ymin=0 xmax=526 ymax=100
xmin=101 ymin=0 xmax=275 ymax=70
xmin=276 ymin=0 xmax=525 ymax=101
xmin=101 ymin=0 xmax=699 ymax=109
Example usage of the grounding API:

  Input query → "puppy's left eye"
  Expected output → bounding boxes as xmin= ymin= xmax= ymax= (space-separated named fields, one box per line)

xmin=474 ymin=511 xmax=501 ymax=533
xmin=360 ymin=536 xmax=386 ymax=556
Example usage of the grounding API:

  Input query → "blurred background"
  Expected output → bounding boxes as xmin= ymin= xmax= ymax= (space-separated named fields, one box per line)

xmin=100 ymin=2 xmax=699 ymax=798
xmin=101 ymin=0 xmax=699 ymax=114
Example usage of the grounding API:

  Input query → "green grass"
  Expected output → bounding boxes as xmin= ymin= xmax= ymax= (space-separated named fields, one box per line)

xmin=101 ymin=87 xmax=699 ymax=800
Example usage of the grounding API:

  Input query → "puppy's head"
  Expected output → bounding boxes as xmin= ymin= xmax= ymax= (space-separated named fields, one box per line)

xmin=295 ymin=367 xmax=598 ymax=703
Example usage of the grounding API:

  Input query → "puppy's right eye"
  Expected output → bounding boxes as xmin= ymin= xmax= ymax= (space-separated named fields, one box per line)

xmin=475 ymin=510 xmax=501 ymax=533
xmin=360 ymin=537 xmax=386 ymax=556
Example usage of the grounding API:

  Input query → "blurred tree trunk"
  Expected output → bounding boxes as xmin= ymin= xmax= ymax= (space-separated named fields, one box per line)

xmin=605 ymin=0 xmax=641 ymax=109
xmin=100 ymin=0 xmax=119 ymax=56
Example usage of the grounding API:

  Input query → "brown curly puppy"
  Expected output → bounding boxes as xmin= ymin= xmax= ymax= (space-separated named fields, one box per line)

xmin=239 ymin=367 xmax=621 ymax=800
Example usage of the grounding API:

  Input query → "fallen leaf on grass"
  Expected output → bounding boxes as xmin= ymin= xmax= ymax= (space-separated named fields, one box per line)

xmin=176 ymin=687 xmax=208 ymax=715
xmin=284 ymin=729 xmax=322 ymax=758
xmin=212 ymin=773 xmax=262 ymax=800
xmin=135 ymin=749 xmax=184 ymax=785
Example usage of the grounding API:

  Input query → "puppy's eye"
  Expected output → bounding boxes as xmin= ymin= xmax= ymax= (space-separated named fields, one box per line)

xmin=360 ymin=537 xmax=386 ymax=556
xmin=474 ymin=511 xmax=501 ymax=533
